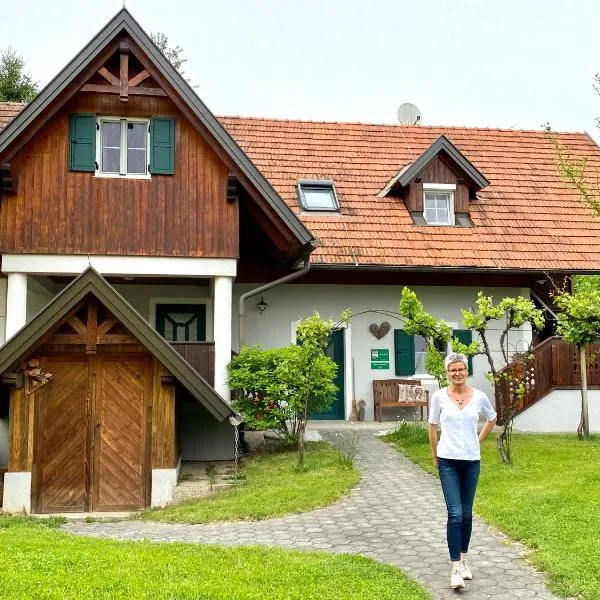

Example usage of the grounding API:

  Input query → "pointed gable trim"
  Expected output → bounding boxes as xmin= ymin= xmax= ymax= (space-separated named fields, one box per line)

xmin=379 ymin=135 xmax=489 ymax=197
xmin=0 ymin=268 xmax=235 ymax=422
xmin=0 ymin=9 xmax=314 ymax=255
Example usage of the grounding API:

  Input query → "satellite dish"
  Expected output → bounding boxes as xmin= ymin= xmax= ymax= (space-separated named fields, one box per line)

xmin=397 ymin=103 xmax=422 ymax=125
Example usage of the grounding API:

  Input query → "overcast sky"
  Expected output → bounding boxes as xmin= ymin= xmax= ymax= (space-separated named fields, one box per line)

xmin=2 ymin=0 xmax=600 ymax=139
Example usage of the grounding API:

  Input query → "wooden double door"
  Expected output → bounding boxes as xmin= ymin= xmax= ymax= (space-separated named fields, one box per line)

xmin=33 ymin=355 xmax=151 ymax=513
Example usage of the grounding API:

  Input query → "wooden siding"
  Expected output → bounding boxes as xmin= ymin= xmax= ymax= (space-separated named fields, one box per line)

xmin=0 ymin=92 xmax=237 ymax=258
xmin=405 ymin=157 xmax=470 ymax=213
xmin=8 ymin=388 xmax=33 ymax=472
xmin=151 ymin=359 xmax=176 ymax=468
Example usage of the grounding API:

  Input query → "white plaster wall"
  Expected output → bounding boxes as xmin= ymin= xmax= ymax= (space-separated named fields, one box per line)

xmin=233 ymin=283 xmax=531 ymax=420
xmin=2 ymin=472 xmax=31 ymax=513
xmin=151 ymin=468 xmax=178 ymax=507
xmin=513 ymin=389 xmax=600 ymax=433
xmin=27 ymin=277 xmax=58 ymax=321
xmin=0 ymin=418 xmax=8 ymax=467
xmin=180 ymin=403 xmax=235 ymax=460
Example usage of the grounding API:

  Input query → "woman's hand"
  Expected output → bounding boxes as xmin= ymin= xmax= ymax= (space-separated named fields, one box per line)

xmin=433 ymin=455 xmax=439 ymax=468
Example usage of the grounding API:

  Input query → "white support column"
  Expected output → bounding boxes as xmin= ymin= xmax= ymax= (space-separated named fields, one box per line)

xmin=213 ymin=276 xmax=233 ymax=402
xmin=5 ymin=272 xmax=27 ymax=341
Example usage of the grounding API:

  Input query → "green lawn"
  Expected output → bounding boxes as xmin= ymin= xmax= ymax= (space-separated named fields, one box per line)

xmin=384 ymin=423 xmax=600 ymax=600
xmin=0 ymin=515 xmax=429 ymax=600
xmin=143 ymin=441 xmax=360 ymax=523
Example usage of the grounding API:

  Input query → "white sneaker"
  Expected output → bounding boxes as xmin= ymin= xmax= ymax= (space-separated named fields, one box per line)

xmin=451 ymin=568 xmax=466 ymax=590
xmin=458 ymin=560 xmax=472 ymax=580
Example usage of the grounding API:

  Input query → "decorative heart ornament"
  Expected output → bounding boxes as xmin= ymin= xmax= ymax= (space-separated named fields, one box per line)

xmin=368 ymin=321 xmax=391 ymax=339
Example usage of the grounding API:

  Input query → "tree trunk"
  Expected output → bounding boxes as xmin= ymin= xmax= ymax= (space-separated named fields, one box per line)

xmin=297 ymin=420 xmax=305 ymax=469
xmin=578 ymin=345 xmax=590 ymax=440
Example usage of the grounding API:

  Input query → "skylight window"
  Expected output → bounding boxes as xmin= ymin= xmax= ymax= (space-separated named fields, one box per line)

xmin=297 ymin=180 xmax=339 ymax=211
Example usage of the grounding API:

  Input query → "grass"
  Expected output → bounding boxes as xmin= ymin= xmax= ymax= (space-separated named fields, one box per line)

xmin=0 ymin=514 xmax=430 ymax=600
xmin=384 ymin=423 xmax=600 ymax=600
xmin=142 ymin=441 xmax=360 ymax=523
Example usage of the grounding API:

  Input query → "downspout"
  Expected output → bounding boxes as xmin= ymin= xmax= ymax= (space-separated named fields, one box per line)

xmin=239 ymin=261 xmax=311 ymax=348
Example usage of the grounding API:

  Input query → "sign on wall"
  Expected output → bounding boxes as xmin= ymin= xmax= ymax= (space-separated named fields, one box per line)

xmin=371 ymin=348 xmax=390 ymax=370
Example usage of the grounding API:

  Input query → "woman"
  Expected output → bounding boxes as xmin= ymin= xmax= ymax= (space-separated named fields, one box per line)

xmin=428 ymin=353 xmax=497 ymax=590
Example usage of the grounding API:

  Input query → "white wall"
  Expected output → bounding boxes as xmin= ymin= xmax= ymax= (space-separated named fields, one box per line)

xmin=513 ymin=389 xmax=600 ymax=433
xmin=233 ymin=283 xmax=531 ymax=420
xmin=27 ymin=277 xmax=58 ymax=321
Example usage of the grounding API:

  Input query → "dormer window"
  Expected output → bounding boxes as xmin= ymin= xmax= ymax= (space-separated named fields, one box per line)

xmin=423 ymin=183 xmax=455 ymax=225
xmin=297 ymin=180 xmax=339 ymax=211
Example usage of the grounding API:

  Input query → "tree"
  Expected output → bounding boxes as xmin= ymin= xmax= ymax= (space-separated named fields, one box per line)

xmin=228 ymin=310 xmax=349 ymax=468
xmin=0 ymin=47 xmax=38 ymax=102
xmin=150 ymin=33 xmax=187 ymax=72
xmin=458 ymin=293 xmax=544 ymax=464
xmin=554 ymin=288 xmax=600 ymax=439
xmin=398 ymin=287 xmax=452 ymax=387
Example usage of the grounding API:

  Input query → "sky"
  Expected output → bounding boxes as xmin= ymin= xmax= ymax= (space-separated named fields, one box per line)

xmin=2 ymin=0 xmax=600 ymax=139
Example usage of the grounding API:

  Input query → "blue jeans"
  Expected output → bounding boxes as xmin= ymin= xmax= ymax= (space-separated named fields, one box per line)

xmin=438 ymin=458 xmax=480 ymax=561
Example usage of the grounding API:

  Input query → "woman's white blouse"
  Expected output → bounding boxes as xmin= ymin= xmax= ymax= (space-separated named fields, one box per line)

xmin=428 ymin=387 xmax=497 ymax=461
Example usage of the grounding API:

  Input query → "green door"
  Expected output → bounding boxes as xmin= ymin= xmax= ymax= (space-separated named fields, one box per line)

xmin=311 ymin=329 xmax=345 ymax=420
xmin=156 ymin=304 xmax=206 ymax=341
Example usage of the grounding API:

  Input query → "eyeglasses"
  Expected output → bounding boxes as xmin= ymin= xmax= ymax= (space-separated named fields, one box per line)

xmin=447 ymin=368 xmax=467 ymax=374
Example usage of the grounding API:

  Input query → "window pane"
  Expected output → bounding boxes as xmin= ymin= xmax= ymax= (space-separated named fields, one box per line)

xmin=102 ymin=122 xmax=121 ymax=147
xmin=127 ymin=123 xmax=147 ymax=174
xmin=128 ymin=148 xmax=146 ymax=174
xmin=414 ymin=335 xmax=426 ymax=353
xmin=127 ymin=122 xmax=146 ymax=149
xmin=424 ymin=208 xmax=437 ymax=223
xmin=102 ymin=148 xmax=120 ymax=173
xmin=101 ymin=122 xmax=121 ymax=173
xmin=301 ymin=186 xmax=337 ymax=210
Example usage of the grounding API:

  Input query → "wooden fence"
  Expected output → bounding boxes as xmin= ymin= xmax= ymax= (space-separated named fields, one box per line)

xmin=496 ymin=337 xmax=600 ymax=424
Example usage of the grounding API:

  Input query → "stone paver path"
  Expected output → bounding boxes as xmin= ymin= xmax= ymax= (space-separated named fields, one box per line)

xmin=63 ymin=424 xmax=563 ymax=600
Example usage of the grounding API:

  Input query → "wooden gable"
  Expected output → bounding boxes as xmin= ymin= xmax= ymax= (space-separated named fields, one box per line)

xmin=0 ymin=9 xmax=314 ymax=264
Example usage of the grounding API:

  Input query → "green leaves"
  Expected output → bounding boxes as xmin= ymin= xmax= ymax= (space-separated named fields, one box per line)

xmin=555 ymin=288 xmax=600 ymax=346
xmin=228 ymin=312 xmax=341 ymax=440
xmin=0 ymin=46 xmax=38 ymax=102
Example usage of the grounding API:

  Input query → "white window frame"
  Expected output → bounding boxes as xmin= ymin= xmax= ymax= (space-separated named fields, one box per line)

xmin=297 ymin=179 xmax=340 ymax=212
xmin=414 ymin=321 xmax=459 ymax=378
xmin=95 ymin=116 xmax=151 ymax=180
xmin=423 ymin=183 xmax=456 ymax=225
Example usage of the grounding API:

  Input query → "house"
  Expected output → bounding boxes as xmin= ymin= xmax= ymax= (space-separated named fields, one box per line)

xmin=2 ymin=9 xmax=600 ymax=513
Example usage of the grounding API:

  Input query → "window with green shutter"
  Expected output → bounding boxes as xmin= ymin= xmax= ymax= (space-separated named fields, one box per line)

xmin=394 ymin=329 xmax=415 ymax=376
xmin=453 ymin=329 xmax=474 ymax=375
xmin=149 ymin=117 xmax=175 ymax=174
xmin=69 ymin=114 xmax=96 ymax=172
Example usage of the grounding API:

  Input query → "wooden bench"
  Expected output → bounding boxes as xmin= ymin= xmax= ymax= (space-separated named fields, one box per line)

xmin=372 ymin=378 xmax=429 ymax=422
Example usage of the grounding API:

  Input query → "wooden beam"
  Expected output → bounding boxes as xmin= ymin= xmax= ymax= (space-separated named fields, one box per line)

xmin=86 ymin=299 xmax=98 ymax=354
xmin=98 ymin=67 xmax=120 ymax=86
xmin=120 ymin=40 xmax=130 ymax=102
xmin=97 ymin=315 xmax=118 ymax=337
xmin=128 ymin=69 xmax=150 ymax=87
xmin=80 ymin=83 xmax=167 ymax=97
xmin=67 ymin=315 xmax=87 ymax=336
xmin=128 ymin=86 xmax=167 ymax=97
xmin=80 ymin=83 xmax=120 ymax=94
xmin=0 ymin=162 xmax=15 ymax=194
xmin=97 ymin=334 xmax=138 ymax=345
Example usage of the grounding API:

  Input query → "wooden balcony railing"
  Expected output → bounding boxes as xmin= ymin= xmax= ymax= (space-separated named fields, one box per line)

xmin=495 ymin=336 xmax=600 ymax=424
xmin=169 ymin=342 xmax=214 ymax=385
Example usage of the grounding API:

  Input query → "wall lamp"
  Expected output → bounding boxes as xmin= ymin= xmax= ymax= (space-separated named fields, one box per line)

xmin=256 ymin=296 xmax=268 ymax=314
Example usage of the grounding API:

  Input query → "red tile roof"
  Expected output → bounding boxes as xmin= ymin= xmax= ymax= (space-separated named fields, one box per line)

xmin=220 ymin=116 xmax=600 ymax=272
xmin=2 ymin=102 xmax=599 ymax=272
xmin=0 ymin=102 xmax=25 ymax=132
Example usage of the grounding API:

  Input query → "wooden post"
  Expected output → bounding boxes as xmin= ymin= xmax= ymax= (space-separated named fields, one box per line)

xmin=119 ymin=41 xmax=130 ymax=102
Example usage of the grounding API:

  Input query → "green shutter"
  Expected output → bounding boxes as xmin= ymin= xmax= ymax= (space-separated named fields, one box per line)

xmin=394 ymin=329 xmax=415 ymax=376
xmin=69 ymin=114 xmax=96 ymax=172
xmin=149 ymin=117 xmax=175 ymax=174
xmin=453 ymin=329 xmax=473 ymax=375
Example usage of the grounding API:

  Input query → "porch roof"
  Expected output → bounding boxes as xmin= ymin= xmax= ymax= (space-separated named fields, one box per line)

xmin=0 ymin=267 xmax=236 ymax=422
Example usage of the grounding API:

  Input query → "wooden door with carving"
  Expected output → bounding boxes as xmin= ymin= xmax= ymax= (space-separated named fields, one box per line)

xmin=93 ymin=356 xmax=149 ymax=511
xmin=34 ymin=358 xmax=89 ymax=513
